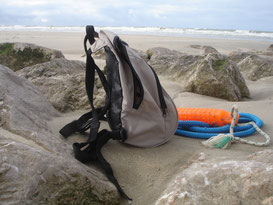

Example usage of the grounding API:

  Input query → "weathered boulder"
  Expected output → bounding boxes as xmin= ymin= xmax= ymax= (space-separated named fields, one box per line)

xmin=148 ymin=47 xmax=250 ymax=101
xmin=147 ymin=47 xmax=197 ymax=76
xmin=147 ymin=47 xmax=183 ymax=59
xmin=190 ymin=45 xmax=218 ymax=54
xmin=251 ymin=45 xmax=273 ymax=57
xmin=183 ymin=53 xmax=250 ymax=101
xmin=17 ymin=58 xmax=105 ymax=112
xmin=0 ymin=133 xmax=119 ymax=205
xmin=263 ymin=44 xmax=273 ymax=56
xmin=156 ymin=150 xmax=273 ymax=205
xmin=0 ymin=64 xmax=119 ymax=204
xmin=267 ymin=44 xmax=273 ymax=52
xmin=0 ymin=64 xmax=58 ymax=144
xmin=228 ymin=50 xmax=253 ymax=64
xmin=202 ymin=46 xmax=219 ymax=55
xmin=190 ymin=45 xmax=219 ymax=55
xmin=228 ymin=48 xmax=273 ymax=81
xmin=237 ymin=55 xmax=273 ymax=81
xmin=0 ymin=42 xmax=64 ymax=71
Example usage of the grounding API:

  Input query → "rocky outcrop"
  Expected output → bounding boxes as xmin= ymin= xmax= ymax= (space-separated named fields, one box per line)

xmin=228 ymin=48 xmax=273 ymax=81
xmin=0 ymin=42 xmax=64 ymax=71
xmin=0 ymin=65 xmax=58 ymax=143
xmin=0 ymin=133 xmax=119 ymax=205
xmin=0 ymin=64 xmax=119 ymax=204
xmin=190 ymin=45 xmax=219 ymax=55
xmin=237 ymin=55 xmax=273 ymax=81
xmin=156 ymin=150 xmax=273 ymax=205
xmin=262 ymin=44 xmax=273 ymax=56
xmin=202 ymin=46 xmax=219 ymax=55
xmin=183 ymin=53 xmax=250 ymax=101
xmin=228 ymin=51 xmax=254 ymax=64
xmin=267 ymin=44 xmax=273 ymax=52
xmin=148 ymin=47 xmax=250 ymax=101
xmin=17 ymin=58 xmax=105 ymax=112
xmin=147 ymin=47 xmax=197 ymax=76
xmin=147 ymin=47 xmax=183 ymax=59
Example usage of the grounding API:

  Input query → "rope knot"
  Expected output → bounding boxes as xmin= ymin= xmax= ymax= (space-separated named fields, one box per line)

xmin=202 ymin=105 xmax=270 ymax=149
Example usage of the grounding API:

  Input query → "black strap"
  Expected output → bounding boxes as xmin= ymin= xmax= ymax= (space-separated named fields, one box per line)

xmin=95 ymin=129 xmax=131 ymax=201
xmin=83 ymin=31 xmax=111 ymax=143
xmin=60 ymin=26 xmax=131 ymax=201
xmin=59 ymin=108 xmax=106 ymax=138
xmin=83 ymin=34 xmax=131 ymax=200
xmin=60 ymin=29 xmax=108 ymax=143
xmin=72 ymin=129 xmax=132 ymax=201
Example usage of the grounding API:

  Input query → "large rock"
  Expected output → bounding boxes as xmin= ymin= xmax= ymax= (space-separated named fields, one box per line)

xmin=0 ymin=64 xmax=119 ymax=204
xmin=17 ymin=58 xmax=105 ymax=112
xmin=237 ymin=55 xmax=273 ymax=81
xmin=183 ymin=53 xmax=250 ymax=101
xmin=156 ymin=150 xmax=273 ymax=205
xmin=202 ymin=46 xmax=219 ymax=55
xmin=148 ymin=47 xmax=198 ymax=76
xmin=190 ymin=45 xmax=219 ymax=55
xmin=147 ymin=47 xmax=183 ymax=60
xmin=0 ymin=64 xmax=59 ymax=145
xmin=262 ymin=44 xmax=273 ymax=57
xmin=148 ymin=47 xmax=250 ymax=101
xmin=228 ymin=50 xmax=254 ymax=64
xmin=0 ymin=133 xmax=119 ymax=205
xmin=267 ymin=44 xmax=273 ymax=53
xmin=0 ymin=42 xmax=64 ymax=71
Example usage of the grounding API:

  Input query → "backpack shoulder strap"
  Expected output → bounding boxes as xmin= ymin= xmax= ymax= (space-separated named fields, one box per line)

xmin=59 ymin=26 xmax=131 ymax=201
xmin=73 ymin=129 xmax=130 ymax=200
xmin=59 ymin=108 xmax=106 ymax=138
xmin=60 ymin=26 xmax=110 ymax=140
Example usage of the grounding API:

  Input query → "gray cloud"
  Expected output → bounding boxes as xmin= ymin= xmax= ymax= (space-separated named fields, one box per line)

xmin=0 ymin=0 xmax=272 ymax=31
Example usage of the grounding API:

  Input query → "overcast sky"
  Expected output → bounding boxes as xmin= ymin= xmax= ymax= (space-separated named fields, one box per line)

xmin=0 ymin=0 xmax=273 ymax=31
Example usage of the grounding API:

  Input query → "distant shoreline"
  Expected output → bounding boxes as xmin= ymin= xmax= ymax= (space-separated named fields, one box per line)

xmin=1 ymin=25 xmax=273 ymax=42
xmin=1 ymin=30 xmax=272 ymax=62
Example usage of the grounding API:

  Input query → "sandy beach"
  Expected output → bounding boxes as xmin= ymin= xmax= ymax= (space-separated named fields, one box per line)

xmin=1 ymin=30 xmax=273 ymax=204
xmin=0 ymin=30 xmax=271 ymax=60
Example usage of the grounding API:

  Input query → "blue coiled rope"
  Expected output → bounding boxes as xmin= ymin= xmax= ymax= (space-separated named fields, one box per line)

xmin=175 ymin=113 xmax=263 ymax=139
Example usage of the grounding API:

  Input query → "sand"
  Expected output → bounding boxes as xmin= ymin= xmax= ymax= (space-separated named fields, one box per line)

xmin=0 ymin=31 xmax=272 ymax=60
xmin=1 ymin=30 xmax=273 ymax=205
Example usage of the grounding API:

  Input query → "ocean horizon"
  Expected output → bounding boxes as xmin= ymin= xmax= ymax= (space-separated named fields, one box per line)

xmin=1 ymin=25 xmax=273 ymax=42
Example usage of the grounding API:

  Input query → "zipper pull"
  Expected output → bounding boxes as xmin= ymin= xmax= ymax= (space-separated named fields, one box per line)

xmin=162 ymin=108 xmax=167 ymax=118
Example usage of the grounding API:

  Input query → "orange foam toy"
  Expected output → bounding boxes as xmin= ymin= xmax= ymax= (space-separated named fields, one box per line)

xmin=177 ymin=107 xmax=239 ymax=126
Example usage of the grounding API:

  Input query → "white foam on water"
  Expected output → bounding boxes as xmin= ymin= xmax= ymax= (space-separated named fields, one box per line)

xmin=1 ymin=25 xmax=273 ymax=41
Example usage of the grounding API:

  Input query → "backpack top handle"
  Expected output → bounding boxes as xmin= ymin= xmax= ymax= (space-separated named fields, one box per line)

xmin=86 ymin=25 xmax=99 ymax=45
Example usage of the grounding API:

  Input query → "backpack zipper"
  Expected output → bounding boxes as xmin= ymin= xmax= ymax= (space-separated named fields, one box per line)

xmin=114 ymin=36 xmax=144 ymax=109
xmin=148 ymin=65 xmax=167 ymax=117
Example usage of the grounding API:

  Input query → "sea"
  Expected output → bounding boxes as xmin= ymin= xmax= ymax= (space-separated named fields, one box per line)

xmin=1 ymin=25 xmax=273 ymax=42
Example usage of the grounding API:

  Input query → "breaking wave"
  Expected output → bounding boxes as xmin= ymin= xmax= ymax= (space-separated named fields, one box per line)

xmin=1 ymin=25 xmax=273 ymax=41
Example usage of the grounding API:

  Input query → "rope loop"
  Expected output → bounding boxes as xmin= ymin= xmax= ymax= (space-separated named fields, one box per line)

xmin=202 ymin=105 xmax=270 ymax=149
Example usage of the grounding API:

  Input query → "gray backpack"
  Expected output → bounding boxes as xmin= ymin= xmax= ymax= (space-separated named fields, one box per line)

xmin=60 ymin=26 xmax=178 ymax=200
